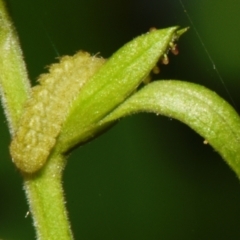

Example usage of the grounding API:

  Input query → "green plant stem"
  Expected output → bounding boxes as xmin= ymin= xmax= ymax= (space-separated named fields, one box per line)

xmin=0 ymin=1 xmax=73 ymax=238
xmin=23 ymin=153 xmax=73 ymax=240
xmin=0 ymin=0 xmax=30 ymax=134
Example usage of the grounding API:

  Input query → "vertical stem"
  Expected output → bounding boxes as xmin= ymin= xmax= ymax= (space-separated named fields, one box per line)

xmin=0 ymin=1 xmax=74 ymax=239
xmin=23 ymin=153 xmax=74 ymax=240
xmin=0 ymin=0 xmax=31 ymax=134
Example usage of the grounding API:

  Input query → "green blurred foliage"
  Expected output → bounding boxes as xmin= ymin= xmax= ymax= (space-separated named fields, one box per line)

xmin=1 ymin=0 xmax=240 ymax=239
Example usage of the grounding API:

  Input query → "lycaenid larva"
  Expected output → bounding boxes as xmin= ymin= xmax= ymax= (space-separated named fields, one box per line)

xmin=10 ymin=51 xmax=105 ymax=173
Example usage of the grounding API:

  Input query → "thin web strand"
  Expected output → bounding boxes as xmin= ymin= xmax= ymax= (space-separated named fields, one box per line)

xmin=178 ymin=0 xmax=237 ymax=109
xmin=30 ymin=2 xmax=60 ymax=57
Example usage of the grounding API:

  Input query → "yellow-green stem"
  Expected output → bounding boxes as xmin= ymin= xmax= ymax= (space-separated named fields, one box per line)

xmin=23 ymin=153 xmax=73 ymax=240
xmin=0 ymin=1 xmax=74 ymax=238
xmin=0 ymin=0 xmax=30 ymax=134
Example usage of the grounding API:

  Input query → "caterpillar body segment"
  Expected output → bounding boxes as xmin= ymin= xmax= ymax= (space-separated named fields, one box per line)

xmin=10 ymin=51 xmax=105 ymax=173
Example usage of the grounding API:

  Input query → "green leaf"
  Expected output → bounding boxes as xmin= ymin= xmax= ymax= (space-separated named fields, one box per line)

xmin=100 ymin=80 xmax=240 ymax=178
xmin=57 ymin=27 xmax=188 ymax=153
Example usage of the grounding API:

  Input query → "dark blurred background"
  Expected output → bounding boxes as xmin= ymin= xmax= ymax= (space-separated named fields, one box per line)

xmin=1 ymin=0 xmax=240 ymax=239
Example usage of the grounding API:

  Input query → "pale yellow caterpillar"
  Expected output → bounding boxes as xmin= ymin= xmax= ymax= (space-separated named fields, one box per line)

xmin=10 ymin=51 xmax=105 ymax=173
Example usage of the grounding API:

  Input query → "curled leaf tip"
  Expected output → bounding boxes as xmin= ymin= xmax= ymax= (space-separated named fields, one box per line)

xmin=176 ymin=27 xmax=189 ymax=38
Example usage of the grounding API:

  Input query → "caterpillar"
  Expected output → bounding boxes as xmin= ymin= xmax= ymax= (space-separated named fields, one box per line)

xmin=10 ymin=51 xmax=106 ymax=173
